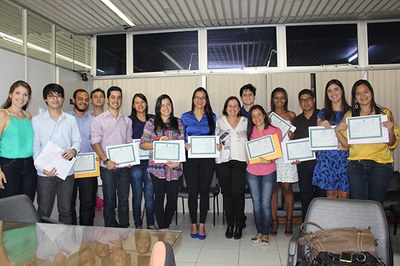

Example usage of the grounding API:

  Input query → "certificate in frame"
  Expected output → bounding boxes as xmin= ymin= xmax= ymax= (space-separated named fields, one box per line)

xmin=269 ymin=112 xmax=296 ymax=139
xmin=133 ymin=139 xmax=150 ymax=160
xmin=106 ymin=143 xmax=140 ymax=167
xmin=308 ymin=126 xmax=339 ymax=150
xmin=346 ymin=115 xmax=389 ymax=144
xmin=153 ymin=140 xmax=186 ymax=163
xmin=246 ymin=134 xmax=282 ymax=164
xmin=282 ymin=138 xmax=315 ymax=163
xmin=188 ymin=136 xmax=219 ymax=158
xmin=74 ymin=152 xmax=100 ymax=178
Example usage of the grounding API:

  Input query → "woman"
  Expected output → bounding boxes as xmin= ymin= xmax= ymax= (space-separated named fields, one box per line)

xmin=129 ymin=93 xmax=155 ymax=229
xmin=246 ymin=105 xmax=282 ymax=246
xmin=216 ymin=96 xmax=248 ymax=240
xmin=181 ymin=87 xmax=216 ymax=240
xmin=313 ymin=79 xmax=350 ymax=199
xmin=0 ymin=80 xmax=36 ymax=201
xmin=269 ymin=87 xmax=298 ymax=237
xmin=141 ymin=94 xmax=184 ymax=229
xmin=335 ymin=79 xmax=398 ymax=204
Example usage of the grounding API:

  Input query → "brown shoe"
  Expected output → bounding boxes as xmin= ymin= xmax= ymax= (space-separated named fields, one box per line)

xmin=270 ymin=220 xmax=278 ymax=237
xmin=284 ymin=219 xmax=293 ymax=236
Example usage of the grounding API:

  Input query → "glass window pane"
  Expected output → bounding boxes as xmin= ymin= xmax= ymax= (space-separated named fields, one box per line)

xmin=133 ymin=31 xmax=198 ymax=72
xmin=74 ymin=35 xmax=92 ymax=72
xmin=368 ymin=22 xmax=400 ymax=65
xmin=56 ymin=27 xmax=73 ymax=69
xmin=286 ymin=24 xmax=358 ymax=66
xmin=207 ymin=27 xmax=277 ymax=69
xmin=97 ymin=34 xmax=126 ymax=76
xmin=0 ymin=1 xmax=23 ymax=54
xmin=27 ymin=12 xmax=52 ymax=62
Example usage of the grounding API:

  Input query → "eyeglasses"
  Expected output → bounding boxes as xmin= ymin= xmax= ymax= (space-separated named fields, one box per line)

xmin=299 ymin=97 xmax=313 ymax=103
xmin=47 ymin=94 xmax=62 ymax=99
xmin=194 ymin=96 xmax=206 ymax=100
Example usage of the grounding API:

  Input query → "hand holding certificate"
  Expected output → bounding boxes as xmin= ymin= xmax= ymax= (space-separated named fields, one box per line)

xmin=246 ymin=134 xmax=282 ymax=164
xmin=346 ymin=115 xmax=389 ymax=144
xmin=281 ymin=138 xmax=316 ymax=164
xmin=308 ymin=126 xmax=339 ymax=150
xmin=153 ymin=140 xmax=186 ymax=163
xmin=188 ymin=136 xmax=219 ymax=158
xmin=269 ymin=112 xmax=296 ymax=139
xmin=106 ymin=143 xmax=140 ymax=168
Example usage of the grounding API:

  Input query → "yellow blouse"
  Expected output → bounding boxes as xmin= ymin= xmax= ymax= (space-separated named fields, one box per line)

xmin=346 ymin=108 xmax=399 ymax=163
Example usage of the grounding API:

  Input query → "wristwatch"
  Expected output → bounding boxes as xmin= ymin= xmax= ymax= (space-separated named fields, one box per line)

xmin=103 ymin=159 xmax=109 ymax=165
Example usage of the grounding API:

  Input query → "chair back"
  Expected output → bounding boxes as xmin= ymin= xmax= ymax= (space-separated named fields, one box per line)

xmin=0 ymin=195 xmax=40 ymax=223
xmin=303 ymin=197 xmax=390 ymax=265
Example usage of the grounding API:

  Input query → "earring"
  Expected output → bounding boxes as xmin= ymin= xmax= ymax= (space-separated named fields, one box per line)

xmin=354 ymin=101 xmax=359 ymax=109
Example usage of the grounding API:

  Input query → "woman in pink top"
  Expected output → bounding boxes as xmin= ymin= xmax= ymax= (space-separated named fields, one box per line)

xmin=246 ymin=105 xmax=282 ymax=246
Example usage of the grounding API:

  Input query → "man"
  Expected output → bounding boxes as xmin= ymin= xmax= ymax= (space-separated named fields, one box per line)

xmin=91 ymin=86 xmax=133 ymax=227
xmin=90 ymin=88 xmax=105 ymax=116
xmin=292 ymin=89 xmax=325 ymax=220
xmin=32 ymin=83 xmax=81 ymax=224
xmin=69 ymin=89 xmax=98 ymax=226
xmin=239 ymin=83 xmax=256 ymax=118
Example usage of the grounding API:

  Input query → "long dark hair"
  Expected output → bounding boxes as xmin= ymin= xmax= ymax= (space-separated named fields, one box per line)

xmin=351 ymin=79 xmax=381 ymax=117
xmin=271 ymin=87 xmax=289 ymax=112
xmin=222 ymin=96 xmax=241 ymax=117
xmin=2 ymin=80 xmax=32 ymax=110
xmin=154 ymin=94 xmax=179 ymax=134
xmin=130 ymin=93 xmax=150 ymax=120
xmin=247 ymin=105 xmax=271 ymax=140
xmin=323 ymin=79 xmax=350 ymax=121
xmin=191 ymin=87 xmax=215 ymax=135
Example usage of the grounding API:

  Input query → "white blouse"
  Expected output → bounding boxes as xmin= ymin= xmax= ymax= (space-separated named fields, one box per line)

xmin=215 ymin=116 xmax=248 ymax=164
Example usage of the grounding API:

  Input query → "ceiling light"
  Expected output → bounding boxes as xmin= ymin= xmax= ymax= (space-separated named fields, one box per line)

xmin=100 ymin=0 xmax=135 ymax=27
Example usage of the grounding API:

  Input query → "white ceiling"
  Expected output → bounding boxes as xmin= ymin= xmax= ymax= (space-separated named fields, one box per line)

xmin=10 ymin=0 xmax=400 ymax=35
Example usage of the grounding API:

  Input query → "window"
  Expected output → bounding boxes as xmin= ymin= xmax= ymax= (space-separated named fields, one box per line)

xmin=27 ymin=12 xmax=52 ymax=63
xmin=133 ymin=31 xmax=198 ymax=72
xmin=368 ymin=22 xmax=400 ymax=65
xmin=97 ymin=34 xmax=126 ymax=76
xmin=56 ymin=28 xmax=73 ymax=69
xmin=0 ymin=1 xmax=23 ymax=54
xmin=73 ymin=35 xmax=91 ymax=72
xmin=286 ymin=24 xmax=358 ymax=66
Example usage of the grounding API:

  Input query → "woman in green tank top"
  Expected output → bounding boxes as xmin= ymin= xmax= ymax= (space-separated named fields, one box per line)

xmin=0 ymin=80 xmax=37 ymax=201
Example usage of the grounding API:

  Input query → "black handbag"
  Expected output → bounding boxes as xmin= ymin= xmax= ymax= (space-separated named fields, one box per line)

xmin=312 ymin=251 xmax=382 ymax=266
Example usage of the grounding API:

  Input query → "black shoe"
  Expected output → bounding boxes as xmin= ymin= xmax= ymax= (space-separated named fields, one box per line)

xmin=225 ymin=226 xmax=234 ymax=239
xmin=234 ymin=227 xmax=243 ymax=240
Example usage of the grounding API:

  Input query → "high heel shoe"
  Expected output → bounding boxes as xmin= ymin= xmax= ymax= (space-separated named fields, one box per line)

xmin=225 ymin=226 xmax=234 ymax=239
xmin=190 ymin=224 xmax=199 ymax=238
xmin=270 ymin=220 xmax=278 ymax=237
xmin=284 ymin=219 xmax=293 ymax=236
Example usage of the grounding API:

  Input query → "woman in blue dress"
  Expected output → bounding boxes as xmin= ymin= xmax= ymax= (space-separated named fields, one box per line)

xmin=312 ymin=79 xmax=350 ymax=199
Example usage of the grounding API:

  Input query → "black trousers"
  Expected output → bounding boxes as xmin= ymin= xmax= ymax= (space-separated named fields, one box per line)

xmin=216 ymin=160 xmax=247 ymax=228
xmin=183 ymin=158 xmax=215 ymax=224
xmin=71 ymin=177 xmax=98 ymax=226
xmin=151 ymin=174 xmax=180 ymax=229
xmin=296 ymin=161 xmax=326 ymax=220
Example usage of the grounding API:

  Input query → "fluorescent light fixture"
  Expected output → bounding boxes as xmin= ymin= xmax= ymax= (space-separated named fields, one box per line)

xmin=0 ymin=31 xmax=91 ymax=69
xmin=348 ymin=53 xmax=358 ymax=63
xmin=101 ymin=0 xmax=135 ymax=27
xmin=161 ymin=50 xmax=184 ymax=70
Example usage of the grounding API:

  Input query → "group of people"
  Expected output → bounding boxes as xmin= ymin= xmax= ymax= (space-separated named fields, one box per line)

xmin=0 ymin=78 xmax=397 ymax=247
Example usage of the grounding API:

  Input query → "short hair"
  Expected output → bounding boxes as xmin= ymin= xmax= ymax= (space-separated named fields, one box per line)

xmin=90 ymin=88 xmax=105 ymax=98
xmin=43 ymin=83 xmax=64 ymax=100
xmin=239 ymin=84 xmax=257 ymax=97
xmin=298 ymin=89 xmax=314 ymax=101
xmin=73 ymin=88 xmax=88 ymax=99
xmin=107 ymin=86 xmax=122 ymax=98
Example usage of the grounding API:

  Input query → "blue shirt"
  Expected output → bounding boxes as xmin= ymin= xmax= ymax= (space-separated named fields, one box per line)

xmin=32 ymin=110 xmax=81 ymax=176
xmin=240 ymin=106 xmax=249 ymax=118
xmin=68 ymin=110 xmax=93 ymax=153
xmin=180 ymin=111 xmax=217 ymax=142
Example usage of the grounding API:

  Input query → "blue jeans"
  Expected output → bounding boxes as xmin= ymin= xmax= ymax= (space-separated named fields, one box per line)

xmin=0 ymin=157 xmax=37 ymax=201
xmin=130 ymin=164 xmax=154 ymax=228
xmin=347 ymin=160 xmax=393 ymax=205
xmin=246 ymin=171 xmax=276 ymax=235
xmin=100 ymin=167 xmax=130 ymax=227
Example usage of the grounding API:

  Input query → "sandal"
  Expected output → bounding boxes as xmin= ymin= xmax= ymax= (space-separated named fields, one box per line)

xmin=251 ymin=233 xmax=262 ymax=244
xmin=261 ymin=235 xmax=270 ymax=246
xmin=284 ymin=219 xmax=293 ymax=236
xmin=270 ymin=220 xmax=278 ymax=237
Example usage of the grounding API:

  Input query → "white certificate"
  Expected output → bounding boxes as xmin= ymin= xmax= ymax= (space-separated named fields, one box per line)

xmin=282 ymin=138 xmax=316 ymax=163
xmin=246 ymin=135 xmax=276 ymax=159
xmin=74 ymin=152 xmax=97 ymax=173
xmin=153 ymin=140 xmax=186 ymax=163
xmin=106 ymin=143 xmax=140 ymax=168
xmin=188 ymin=136 xmax=219 ymax=158
xmin=308 ymin=126 xmax=339 ymax=150
xmin=133 ymin=139 xmax=150 ymax=160
xmin=346 ymin=115 xmax=389 ymax=144
xmin=34 ymin=141 xmax=76 ymax=180
xmin=269 ymin=112 xmax=296 ymax=139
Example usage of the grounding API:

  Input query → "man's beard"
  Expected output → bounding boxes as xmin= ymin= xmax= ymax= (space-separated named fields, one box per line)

xmin=74 ymin=103 xmax=88 ymax=113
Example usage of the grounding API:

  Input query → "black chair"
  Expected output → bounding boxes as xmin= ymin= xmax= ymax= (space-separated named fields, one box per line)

xmin=0 ymin=194 xmax=58 ymax=223
xmin=175 ymin=173 xmax=220 ymax=225
xmin=287 ymin=197 xmax=392 ymax=266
